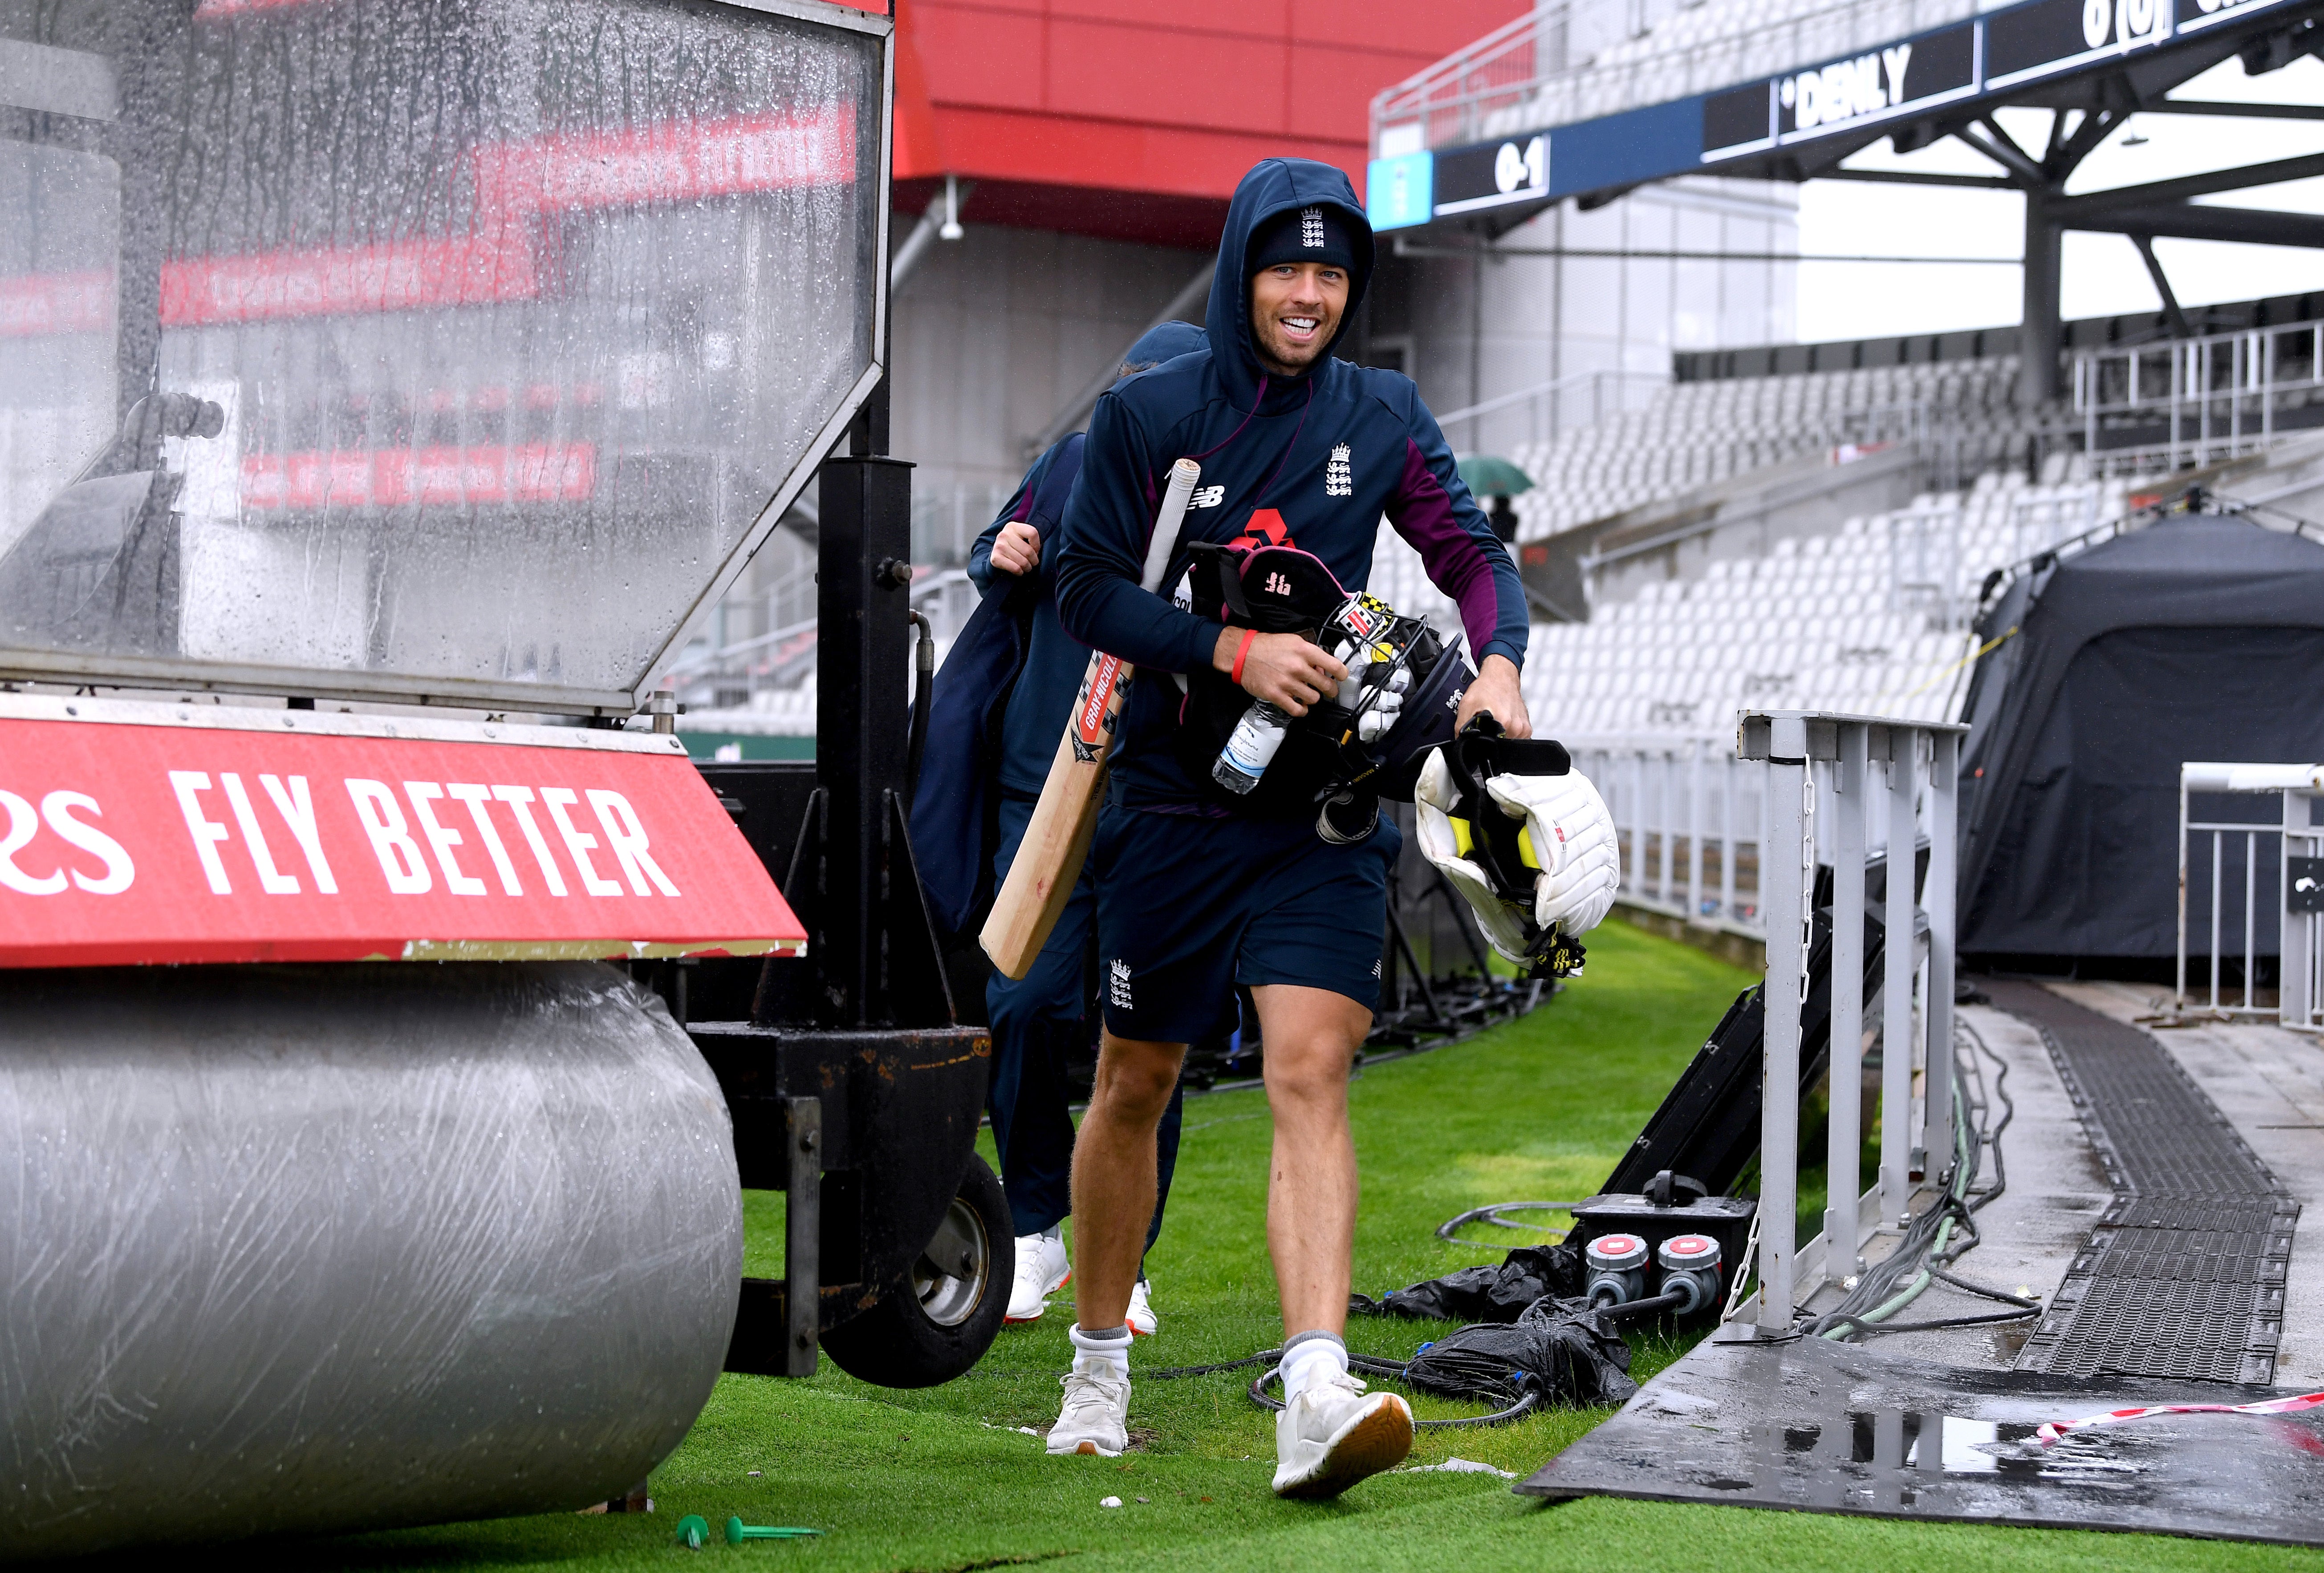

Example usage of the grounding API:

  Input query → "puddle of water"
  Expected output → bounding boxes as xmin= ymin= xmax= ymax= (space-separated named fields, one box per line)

xmin=1530 ymin=1335 xmax=2324 ymax=1543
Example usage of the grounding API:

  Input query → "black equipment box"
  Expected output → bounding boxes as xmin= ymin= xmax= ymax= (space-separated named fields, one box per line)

xmin=1569 ymin=1190 xmax=1758 ymax=1275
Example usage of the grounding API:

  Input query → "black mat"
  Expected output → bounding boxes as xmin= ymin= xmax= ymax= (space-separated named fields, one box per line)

xmin=1984 ymin=980 xmax=2297 ymax=1384
xmin=1518 ymin=1335 xmax=2324 ymax=1545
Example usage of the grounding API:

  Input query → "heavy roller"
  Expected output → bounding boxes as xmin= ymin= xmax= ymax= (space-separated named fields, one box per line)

xmin=0 ymin=0 xmax=1002 ymax=1558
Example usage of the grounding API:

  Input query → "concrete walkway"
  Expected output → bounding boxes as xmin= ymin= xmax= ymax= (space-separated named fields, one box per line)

xmin=1798 ymin=983 xmax=2324 ymax=1387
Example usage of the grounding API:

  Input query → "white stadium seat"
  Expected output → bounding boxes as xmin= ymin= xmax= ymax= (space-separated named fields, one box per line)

xmin=1388 ymin=462 xmax=2137 ymax=744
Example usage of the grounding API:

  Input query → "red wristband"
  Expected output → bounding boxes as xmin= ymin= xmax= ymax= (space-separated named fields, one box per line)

xmin=1230 ymin=628 xmax=1259 ymax=686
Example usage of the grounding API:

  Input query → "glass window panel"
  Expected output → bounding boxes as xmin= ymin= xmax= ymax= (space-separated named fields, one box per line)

xmin=0 ymin=0 xmax=882 ymax=705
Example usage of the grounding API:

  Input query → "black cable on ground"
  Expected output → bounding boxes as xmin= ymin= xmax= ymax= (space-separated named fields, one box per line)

xmin=1435 ymin=1200 xmax=1587 ymax=1249
xmin=1242 ymin=1361 xmax=1543 ymax=1429
xmin=1960 ymin=1015 xmax=2015 ymax=1214
xmin=1929 ymin=1265 xmax=2040 ymax=1308
xmin=1141 ymin=1351 xmax=1280 ymax=1380
xmin=1592 ymin=1288 xmax=1687 ymax=1321
xmin=1804 ymin=1015 xmax=2032 ymax=1341
xmin=1801 ymin=1044 xmax=1980 ymax=1338
xmin=1813 ymin=1306 xmax=2040 ymax=1339
xmin=1146 ymin=1348 xmax=1546 ymax=1429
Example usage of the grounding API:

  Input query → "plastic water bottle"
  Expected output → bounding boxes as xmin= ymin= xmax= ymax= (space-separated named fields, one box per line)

xmin=1212 ymin=701 xmax=1290 ymax=794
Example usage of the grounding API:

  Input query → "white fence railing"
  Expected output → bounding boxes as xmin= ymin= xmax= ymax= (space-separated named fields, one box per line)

xmin=2175 ymin=762 xmax=2324 ymax=1035
xmin=1886 ymin=485 xmax=2113 ymax=626
xmin=1726 ymin=711 xmax=1964 ymax=1333
xmin=1568 ymin=735 xmax=1764 ymax=933
xmin=2075 ymin=318 xmax=2324 ymax=477
xmin=1570 ymin=717 xmax=1956 ymax=946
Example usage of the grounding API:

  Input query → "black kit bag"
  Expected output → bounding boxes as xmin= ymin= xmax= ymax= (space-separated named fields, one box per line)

xmin=1176 ymin=539 xmax=1468 ymax=813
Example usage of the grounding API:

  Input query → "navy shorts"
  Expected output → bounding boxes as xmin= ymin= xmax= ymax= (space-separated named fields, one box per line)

xmin=1090 ymin=801 xmax=1400 ymax=1043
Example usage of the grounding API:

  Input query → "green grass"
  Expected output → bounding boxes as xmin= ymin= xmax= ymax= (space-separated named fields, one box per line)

xmin=265 ymin=922 xmax=2322 ymax=1572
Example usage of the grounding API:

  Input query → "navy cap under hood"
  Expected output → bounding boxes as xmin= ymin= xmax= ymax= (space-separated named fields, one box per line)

xmin=1204 ymin=158 xmax=1374 ymax=410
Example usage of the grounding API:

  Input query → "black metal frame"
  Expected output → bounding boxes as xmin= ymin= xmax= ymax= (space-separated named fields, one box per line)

xmin=1771 ymin=4 xmax=2324 ymax=401
xmin=676 ymin=389 xmax=992 ymax=1378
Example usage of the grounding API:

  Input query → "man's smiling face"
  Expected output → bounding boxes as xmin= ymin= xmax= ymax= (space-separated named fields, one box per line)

xmin=1249 ymin=262 xmax=1348 ymax=378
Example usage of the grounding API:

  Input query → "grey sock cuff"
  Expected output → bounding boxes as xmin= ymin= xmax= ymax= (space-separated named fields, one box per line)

xmin=1282 ymin=1329 xmax=1345 ymax=1356
xmin=1073 ymin=1323 xmax=1131 ymax=1343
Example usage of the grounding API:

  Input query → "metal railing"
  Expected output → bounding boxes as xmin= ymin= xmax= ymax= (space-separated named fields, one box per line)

xmin=1886 ymin=483 xmax=2112 ymax=624
xmin=1370 ymin=0 xmax=1973 ymax=156
xmin=1730 ymin=711 xmax=1964 ymax=1333
xmin=911 ymin=477 xmax=1018 ymax=570
xmin=1568 ymin=735 xmax=1764 ymax=932
xmin=2075 ymin=318 xmax=2324 ymax=477
xmin=2174 ymin=762 xmax=2324 ymax=1033
xmin=1432 ymin=368 xmax=1669 ymax=452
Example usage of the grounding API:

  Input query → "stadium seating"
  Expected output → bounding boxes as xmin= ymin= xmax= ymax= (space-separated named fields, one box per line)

xmin=1369 ymin=468 xmax=2135 ymax=738
xmin=704 ymin=355 xmax=2084 ymax=743
xmin=1502 ymin=356 xmax=2023 ymax=541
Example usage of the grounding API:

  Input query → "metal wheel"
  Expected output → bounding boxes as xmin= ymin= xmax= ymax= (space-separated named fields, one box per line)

xmin=821 ymin=1152 xmax=1011 ymax=1387
xmin=912 ymin=1194 xmax=994 ymax=1327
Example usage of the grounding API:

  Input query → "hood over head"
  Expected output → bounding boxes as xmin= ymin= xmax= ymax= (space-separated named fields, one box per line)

xmin=1119 ymin=320 xmax=1207 ymax=380
xmin=1204 ymin=158 xmax=1374 ymax=409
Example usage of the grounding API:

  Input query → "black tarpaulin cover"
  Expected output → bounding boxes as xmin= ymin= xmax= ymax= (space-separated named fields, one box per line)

xmin=1350 ymin=1246 xmax=1637 ymax=1409
xmin=1403 ymin=1297 xmax=1639 ymax=1411
xmin=1955 ymin=514 xmax=2324 ymax=960
xmin=1349 ymin=1244 xmax=1584 ymax=1322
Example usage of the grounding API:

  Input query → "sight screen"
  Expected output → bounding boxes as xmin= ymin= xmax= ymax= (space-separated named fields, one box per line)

xmin=0 ymin=0 xmax=883 ymax=707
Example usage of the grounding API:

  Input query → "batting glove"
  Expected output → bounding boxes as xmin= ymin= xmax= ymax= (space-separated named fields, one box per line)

xmin=1413 ymin=748 xmax=1537 ymax=965
xmin=1484 ymin=768 xmax=1621 ymax=939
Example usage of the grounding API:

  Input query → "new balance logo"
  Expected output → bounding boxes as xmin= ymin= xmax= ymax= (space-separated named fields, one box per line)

xmin=1109 ymin=958 xmax=1134 ymax=1010
xmin=1301 ymin=207 xmax=1325 ymax=248
xmin=1371 ymin=957 xmax=1383 ymax=979
xmin=1325 ymin=443 xmax=1352 ymax=498
xmin=1263 ymin=570 xmax=1293 ymax=596
xmin=1190 ymin=485 xmax=1225 ymax=509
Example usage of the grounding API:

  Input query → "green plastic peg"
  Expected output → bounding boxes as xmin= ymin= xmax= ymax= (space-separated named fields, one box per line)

xmin=675 ymin=1515 xmax=710 ymax=1549
xmin=726 ymin=1515 xmax=822 ymax=1543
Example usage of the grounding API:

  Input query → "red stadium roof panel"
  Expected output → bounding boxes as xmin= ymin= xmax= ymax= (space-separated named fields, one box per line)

xmin=893 ymin=0 xmax=1525 ymax=243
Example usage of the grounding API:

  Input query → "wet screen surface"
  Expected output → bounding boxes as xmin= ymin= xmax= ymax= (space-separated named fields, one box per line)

xmin=0 ymin=0 xmax=882 ymax=704
xmin=1522 ymin=1334 xmax=2324 ymax=1545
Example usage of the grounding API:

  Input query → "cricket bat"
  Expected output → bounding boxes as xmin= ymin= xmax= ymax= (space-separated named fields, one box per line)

xmin=980 ymin=455 xmax=1203 ymax=979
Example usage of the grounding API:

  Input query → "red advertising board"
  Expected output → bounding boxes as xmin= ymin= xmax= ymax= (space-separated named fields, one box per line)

xmin=0 ymin=270 xmax=113 ymax=338
xmin=156 ymin=109 xmax=855 ymax=327
xmin=239 ymin=443 xmax=598 ymax=511
xmin=0 ymin=697 xmax=805 ymax=966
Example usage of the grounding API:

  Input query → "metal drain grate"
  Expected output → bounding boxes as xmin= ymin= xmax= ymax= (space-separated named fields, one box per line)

xmin=1985 ymin=980 xmax=2299 ymax=1386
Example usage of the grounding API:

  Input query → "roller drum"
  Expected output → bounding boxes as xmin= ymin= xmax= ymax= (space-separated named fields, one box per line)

xmin=0 ymin=961 xmax=741 ymax=1561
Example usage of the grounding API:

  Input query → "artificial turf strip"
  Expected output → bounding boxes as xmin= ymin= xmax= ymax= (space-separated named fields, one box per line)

xmin=253 ymin=920 xmax=2324 ymax=1572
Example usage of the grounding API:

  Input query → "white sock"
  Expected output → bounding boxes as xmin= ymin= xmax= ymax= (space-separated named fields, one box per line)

xmin=1069 ymin=1323 xmax=1131 ymax=1381
xmin=1280 ymin=1332 xmax=1348 ymax=1403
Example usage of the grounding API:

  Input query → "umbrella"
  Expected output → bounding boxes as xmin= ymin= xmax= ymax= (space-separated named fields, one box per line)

xmin=1456 ymin=453 xmax=1534 ymax=498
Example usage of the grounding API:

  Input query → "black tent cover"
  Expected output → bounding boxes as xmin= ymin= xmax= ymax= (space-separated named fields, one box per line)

xmin=1956 ymin=514 xmax=2324 ymax=961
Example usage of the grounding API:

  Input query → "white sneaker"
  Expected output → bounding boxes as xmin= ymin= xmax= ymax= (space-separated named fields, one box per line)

xmin=1126 ymin=1276 xmax=1158 ymax=1338
xmin=1271 ymin=1373 xmax=1414 ymax=1499
xmin=1045 ymin=1359 xmax=1130 ymax=1457
xmin=1007 ymin=1232 xmax=1072 ymax=1323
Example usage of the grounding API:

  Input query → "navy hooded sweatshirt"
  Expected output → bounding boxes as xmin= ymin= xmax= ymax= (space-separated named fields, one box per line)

xmin=1052 ymin=157 xmax=1528 ymax=812
xmin=968 ymin=320 xmax=1209 ymax=796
